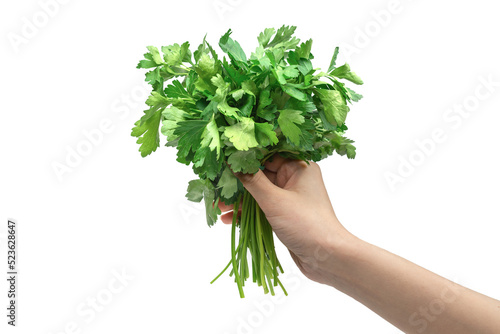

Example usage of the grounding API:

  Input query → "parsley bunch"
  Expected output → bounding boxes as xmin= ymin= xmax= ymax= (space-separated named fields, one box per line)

xmin=132 ymin=25 xmax=363 ymax=297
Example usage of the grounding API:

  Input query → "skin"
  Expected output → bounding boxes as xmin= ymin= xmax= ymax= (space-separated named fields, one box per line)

xmin=220 ymin=155 xmax=500 ymax=334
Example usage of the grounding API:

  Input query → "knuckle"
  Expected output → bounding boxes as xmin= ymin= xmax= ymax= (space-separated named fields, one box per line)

xmin=246 ymin=171 xmax=262 ymax=187
xmin=238 ymin=171 xmax=260 ymax=187
xmin=309 ymin=161 xmax=321 ymax=173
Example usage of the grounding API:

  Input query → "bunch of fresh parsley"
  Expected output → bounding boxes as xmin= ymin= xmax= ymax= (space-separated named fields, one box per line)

xmin=132 ymin=25 xmax=363 ymax=297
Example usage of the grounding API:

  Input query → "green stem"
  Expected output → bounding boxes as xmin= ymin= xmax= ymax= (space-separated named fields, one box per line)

xmin=210 ymin=259 xmax=231 ymax=284
xmin=211 ymin=190 xmax=287 ymax=296
xmin=255 ymin=199 xmax=269 ymax=294
xmin=239 ymin=193 xmax=251 ymax=282
xmin=260 ymin=209 xmax=278 ymax=284
xmin=277 ymin=277 xmax=288 ymax=296
xmin=231 ymin=195 xmax=244 ymax=298
xmin=248 ymin=192 xmax=259 ymax=284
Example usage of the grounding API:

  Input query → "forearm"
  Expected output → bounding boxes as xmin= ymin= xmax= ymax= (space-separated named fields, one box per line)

xmin=322 ymin=233 xmax=500 ymax=334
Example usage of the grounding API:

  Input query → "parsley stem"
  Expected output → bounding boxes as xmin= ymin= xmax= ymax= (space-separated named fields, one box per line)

xmin=255 ymin=196 xmax=269 ymax=294
xmin=239 ymin=192 xmax=251 ymax=282
xmin=231 ymin=194 xmax=244 ymax=298
xmin=210 ymin=259 xmax=231 ymax=284
xmin=212 ymin=190 xmax=287 ymax=296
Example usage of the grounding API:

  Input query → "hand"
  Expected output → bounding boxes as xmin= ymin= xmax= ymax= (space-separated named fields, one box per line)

xmin=219 ymin=155 xmax=355 ymax=284
xmin=220 ymin=156 xmax=500 ymax=334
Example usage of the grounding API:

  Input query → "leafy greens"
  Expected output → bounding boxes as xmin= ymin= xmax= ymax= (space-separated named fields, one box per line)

xmin=132 ymin=25 xmax=363 ymax=297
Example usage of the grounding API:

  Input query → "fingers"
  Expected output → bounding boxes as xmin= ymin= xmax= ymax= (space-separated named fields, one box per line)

xmin=220 ymin=211 xmax=234 ymax=224
xmin=276 ymin=159 xmax=309 ymax=188
xmin=263 ymin=154 xmax=289 ymax=172
xmin=262 ymin=169 xmax=277 ymax=184
xmin=218 ymin=201 xmax=234 ymax=213
xmin=264 ymin=155 xmax=308 ymax=179
xmin=234 ymin=169 xmax=284 ymax=210
xmin=223 ymin=155 xmax=299 ymax=220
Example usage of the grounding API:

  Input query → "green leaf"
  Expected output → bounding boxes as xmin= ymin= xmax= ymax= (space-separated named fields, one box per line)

xmin=295 ymin=39 xmax=313 ymax=59
xmin=131 ymin=109 xmax=162 ymax=157
xmin=219 ymin=29 xmax=247 ymax=63
xmin=266 ymin=25 xmax=299 ymax=49
xmin=327 ymin=132 xmax=357 ymax=159
xmin=297 ymin=58 xmax=313 ymax=76
xmin=257 ymin=28 xmax=276 ymax=47
xmin=256 ymin=87 xmax=273 ymax=118
xmin=282 ymin=65 xmax=300 ymax=78
xmin=224 ymin=117 xmax=259 ymax=151
xmin=283 ymin=85 xmax=307 ymax=101
xmin=185 ymin=179 xmax=220 ymax=226
xmin=174 ymin=120 xmax=209 ymax=164
xmin=285 ymin=97 xmax=316 ymax=113
xmin=147 ymin=46 xmax=164 ymax=65
xmin=217 ymin=166 xmax=239 ymax=200
xmin=193 ymin=147 xmax=222 ymax=181
xmin=273 ymin=68 xmax=286 ymax=85
xmin=277 ymin=109 xmax=305 ymax=146
xmin=257 ymin=88 xmax=272 ymax=109
xmin=257 ymin=104 xmax=277 ymax=122
xmin=227 ymin=149 xmax=263 ymax=174
xmin=162 ymin=42 xmax=190 ymax=67
xmin=239 ymin=95 xmax=255 ymax=117
xmin=222 ymin=59 xmax=250 ymax=85
xmin=201 ymin=115 xmax=221 ymax=158
xmin=250 ymin=46 xmax=271 ymax=69
xmin=271 ymin=90 xmax=290 ymax=109
xmin=194 ymin=78 xmax=215 ymax=95
xmin=211 ymin=74 xmax=241 ymax=119
xmin=241 ymin=80 xmax=257 ymax=97
xmin=145 ymin=68 xmax=161 ymax=84
xmin=204 ymin=190 xmax=220 ymax=226
xmin=137 ymin=52 xmax=157 ymax=69
xmin=328 ymin=47 xmax=340 ymax=72
xmin=331 ymin=63 xmax=363 ymax=85
xmin=346 ymin=87 xmax=363 ymax=102
xmin=255 ymin=122 xmax=278 ymax=146
xmin=270 ymin=48 xmax=284 ymax=64
xmin=161 ymin=106 xmax=189 ymax=141
xmin=231 ymin=89 xmax=245 ymax=101
xmin=146 ymin=91 xmax=171 ymax=108
xmin=314 ymin=88 xmax=350 ymax=126
xmin=195 ymin=53 xmax=220 ymax=80
xmin=217 ymin=100 xmax=240 ymax=119
xmin=194 ymin=34 xmax=218 ymax=63
xmin=164 ymin=80 xmax=191 ymax=99
xmin=186 ymin=179 xmax=206 ymax=202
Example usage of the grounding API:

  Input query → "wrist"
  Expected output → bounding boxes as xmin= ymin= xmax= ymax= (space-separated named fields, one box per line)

xmin=296 ymin=217 xmax=363 ymax=286
xmin=312 ymin=225 xmax=366 ymax=288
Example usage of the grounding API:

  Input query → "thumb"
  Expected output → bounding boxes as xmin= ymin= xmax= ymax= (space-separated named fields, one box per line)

xmin=234 ymin=169 xmax=283 ymax=210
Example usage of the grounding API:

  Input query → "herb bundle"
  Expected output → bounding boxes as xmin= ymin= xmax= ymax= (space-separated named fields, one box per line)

xmin=132 ymin=25 xmax=363 ymax=297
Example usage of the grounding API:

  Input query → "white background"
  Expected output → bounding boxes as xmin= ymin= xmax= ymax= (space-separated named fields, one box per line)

xmin=1 ymin=0 xmax=499 ymax=333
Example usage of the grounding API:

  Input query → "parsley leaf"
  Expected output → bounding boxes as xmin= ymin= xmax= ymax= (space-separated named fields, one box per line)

xmin=131 ymin=109 xmax=162 ymax=157
xmin=314 ymin=88 xmax=350 ymax=126
xmin=224 ymin=117 xmax=259 ymax=151
xmin=217 ymin=166 xmax=241 ymax=201
xmin=277 ymin=109 xmax=305 ymax=146
xmin=227 ymin=149 xmax=263 ymax=174
xmin=219 ymin=29 xmax=247 ymax=63
xmin=174 ymin=120 xmax=209 ymax=164
xmin=330 ymin=63 xmax=364 ymax=85
xmin=255 ymin=122 xmax=278 ymax=146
